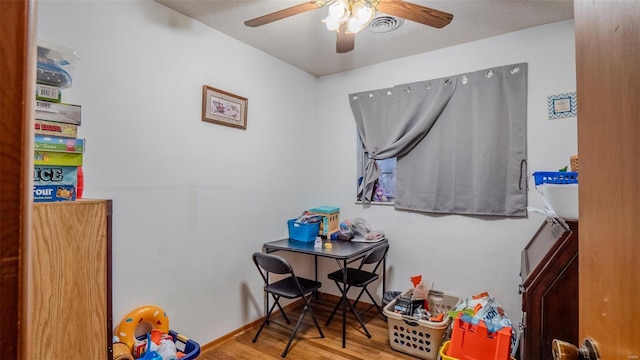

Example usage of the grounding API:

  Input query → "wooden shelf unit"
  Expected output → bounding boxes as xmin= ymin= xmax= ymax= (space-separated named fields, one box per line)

xmin=29 ymin=199 xmax=112 ymax=359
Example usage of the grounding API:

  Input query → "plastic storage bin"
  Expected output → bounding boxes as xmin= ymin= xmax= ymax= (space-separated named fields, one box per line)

xmin=532 ymin=171 xmax=578 ymax=186
xmin=383 ymin=288 xmax=461 ymax=360
xmin=439 ymin=341 xmax=516 ymax=360
xmin=133 ymin=330 xmax=200 ymax=360
xmin=37 ymin=40 xmax=79 ymax=89
xmin=533 ymin=171 xmax=579 ymax=220
xmin=287 ymin=219 xmax=321 ymax=242
xmin=446 ymin=313 xmax=512 ymax=360
xmin=538 ymin=183 xmax=579 ymax=220
xmin=170 ymin=330 xmax=200 ymax=360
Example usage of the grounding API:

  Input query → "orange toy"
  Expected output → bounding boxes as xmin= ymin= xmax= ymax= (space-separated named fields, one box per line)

xmin=114 ymin=305 xmax=170 ymax=352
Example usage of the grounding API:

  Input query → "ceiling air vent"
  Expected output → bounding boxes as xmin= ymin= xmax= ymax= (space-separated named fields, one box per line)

xmin=366 ymin=16 xmax=404 ymax=33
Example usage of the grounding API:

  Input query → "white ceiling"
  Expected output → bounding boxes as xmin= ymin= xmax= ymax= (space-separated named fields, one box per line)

xmin=154 ymin=0 xmax=574 ymax=77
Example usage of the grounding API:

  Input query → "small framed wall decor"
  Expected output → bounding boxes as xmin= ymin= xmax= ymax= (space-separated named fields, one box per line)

xmin=547 ymin=92 xmax=577 ymax=119
xmin=202 ymin=85 xmax=248 ymax=129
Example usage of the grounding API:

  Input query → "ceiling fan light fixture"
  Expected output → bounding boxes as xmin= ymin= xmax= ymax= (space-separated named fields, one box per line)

xmin=323 ymin=16 xmax=341 ymax=31
xmin=324 ymin=0 xmax=376 ymax=34
xmin=346 ymin=1 xmax=375 ymax=33
xmin=328 ymin=0 xmax=348 ymax=19
xmin=346 ymin=16 xmax=362 ymax=34
xmin=323 ymin=0 xmax=348 ymax=31
xmin=243 ymin=0 xmax=453 ymax=55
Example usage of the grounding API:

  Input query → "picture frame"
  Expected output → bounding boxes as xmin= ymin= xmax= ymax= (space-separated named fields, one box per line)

xmin=202 ymin=85 xmax=248 ymax=129
xmin=547 ymin=92 xmax=577 ymax=119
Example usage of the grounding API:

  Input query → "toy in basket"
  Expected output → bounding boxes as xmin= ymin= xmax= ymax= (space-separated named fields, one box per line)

xmin=383 ymin=288 xmax=461 ymax=360
xmin=446 ymin=313 xmax=512 ymax=360
xmin=114 ymin=305 xmax=200 ymax=360
xmin=443 ymin=291 xmax=517 ymax=360
xmin=133 ymin=330 xmax=200 ymax=360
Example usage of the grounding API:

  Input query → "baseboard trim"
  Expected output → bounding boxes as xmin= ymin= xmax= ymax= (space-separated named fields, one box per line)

xmin=199 ymin=293 xmax=343 ymax=352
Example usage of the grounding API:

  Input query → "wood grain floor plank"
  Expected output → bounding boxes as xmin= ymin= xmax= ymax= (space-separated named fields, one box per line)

xmin=198 ymin=294 xmax=422 ymax=360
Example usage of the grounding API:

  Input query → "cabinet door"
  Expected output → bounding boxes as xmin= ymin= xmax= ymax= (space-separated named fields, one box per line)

xmin=521 ymin=219 xmax=578 ymax=360
xmin=31 ymin=200 xmax=112 ymax=359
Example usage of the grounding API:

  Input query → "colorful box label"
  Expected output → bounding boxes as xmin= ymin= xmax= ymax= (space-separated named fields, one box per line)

xmin=34 ymin=135 xmax=84 ymax=153
xmin=35 ymin=100 xmax=81 ymax=125
xmin=34 ymin=151 xmax=83 ymax=166
xmin=34 ymin=165 xmax=78 ymax=186
xmin=33 ymin=185 xmax=76 ymax=202
xmin=34 ymin=119 xmax=78 ymax=138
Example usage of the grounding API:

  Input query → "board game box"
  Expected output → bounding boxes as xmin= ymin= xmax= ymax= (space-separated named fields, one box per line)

xmin=34 ymin=135 xmax=84 ymax=153
xmin=33 ymin=185 xmax=76 ymax=202
xmin=34 ymin=151 xmax=82 ymax=166
xmin=35 ymin=100 xmax=81 ymax=125
xmin=34 ymin=119 xmax=78 ymax=138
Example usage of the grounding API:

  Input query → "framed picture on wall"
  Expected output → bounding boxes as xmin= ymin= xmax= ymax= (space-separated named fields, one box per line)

xmin=547 ymin=92 xmax=577 ymax=119
xmin=202 ymin=85 xmax=248 ymax=130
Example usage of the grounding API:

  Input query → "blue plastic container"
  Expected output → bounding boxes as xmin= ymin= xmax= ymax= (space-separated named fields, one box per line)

xmin=533 ymin=171 xmax=578 ymax=186
xmin=287 ymin=219 xmax=321 ymax=242
xmin=170 ymin=330 xmax=200 ymax=359
xmin=134 ymin=330 xmax=200 ymax=359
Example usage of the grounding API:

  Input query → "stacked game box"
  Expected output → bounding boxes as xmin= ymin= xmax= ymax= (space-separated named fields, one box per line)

xmin=33 ymin=40 xmax=83 ymax=202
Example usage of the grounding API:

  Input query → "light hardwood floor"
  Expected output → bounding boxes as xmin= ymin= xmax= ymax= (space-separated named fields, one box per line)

xmin=198 ymin=293 xmax=425 ymax=360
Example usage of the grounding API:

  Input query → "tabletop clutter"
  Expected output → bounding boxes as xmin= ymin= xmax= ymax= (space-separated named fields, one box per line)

xmin=383 ymin=275 xmax=517 ymax=360
xmin=288 ymin=206 xmax=385 ymax=243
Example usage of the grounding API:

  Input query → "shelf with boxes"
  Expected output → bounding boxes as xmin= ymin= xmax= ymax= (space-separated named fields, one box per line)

xmin=33 ymin=40 xmax=84 ymax=202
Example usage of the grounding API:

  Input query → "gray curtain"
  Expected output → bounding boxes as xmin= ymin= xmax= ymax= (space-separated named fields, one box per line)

xmin=350 ymin=77 xmax=457 ymax=201
xmin=350 ymin=63 xmax=528 ymax=216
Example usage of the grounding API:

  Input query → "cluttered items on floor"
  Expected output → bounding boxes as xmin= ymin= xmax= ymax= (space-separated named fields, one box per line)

xmin=113 ymin=304 xmax=200 ymax=360
xmin=383 ymin=275 xmax=461 ymax=360
xmin=443 ymin=291 xmax=518 ymax=360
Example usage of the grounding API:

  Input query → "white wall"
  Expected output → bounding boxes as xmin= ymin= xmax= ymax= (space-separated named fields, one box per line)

xmin=37 ymin=0 xmax=577 ymax=347
xmin=37 ymin=0 xmax=321 ymax=343
xmin=315 ymin=19 xmax=577 ymax=324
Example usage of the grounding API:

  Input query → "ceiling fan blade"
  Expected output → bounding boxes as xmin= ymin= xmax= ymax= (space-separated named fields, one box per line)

xmin=244 ymin=1 xmax=324 ymax=27
xmin=377 ymin=0 xmax=453 ymax=29
xmin=336 ymin=23 xmax=355 ymax=53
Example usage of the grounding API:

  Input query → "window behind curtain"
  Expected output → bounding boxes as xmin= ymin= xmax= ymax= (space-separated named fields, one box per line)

xmin=351 ymin=63 xmax=528 ymax=216
xmin=357 ymin=145 xmax=396 ymax=204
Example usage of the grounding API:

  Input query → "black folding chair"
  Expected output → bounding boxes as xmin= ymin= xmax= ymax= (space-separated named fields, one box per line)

xmin=325 ymin=243 xmax=389 ymax=338
xmin=251 ymin=252 xmax=325 ymax=358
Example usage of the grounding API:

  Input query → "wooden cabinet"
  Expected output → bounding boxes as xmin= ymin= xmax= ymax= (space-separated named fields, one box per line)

xmin=520 ymin=217 xmax=578 ymax=360
xmin=30 ymin=199 xmax=112 ymax=359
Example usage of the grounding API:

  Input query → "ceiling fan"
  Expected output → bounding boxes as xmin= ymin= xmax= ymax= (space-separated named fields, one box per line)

xmin=244 ymin=0 xmax=453 ymax=53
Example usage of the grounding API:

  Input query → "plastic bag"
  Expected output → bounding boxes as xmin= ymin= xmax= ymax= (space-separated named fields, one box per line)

xmin=449 ymin=291 xmax=516 ymax=352
xmin=343 ymin=217 xmax=371 ymax=236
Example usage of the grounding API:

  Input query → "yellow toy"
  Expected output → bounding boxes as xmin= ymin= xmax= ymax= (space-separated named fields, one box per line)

xmin=114 ymin=305 xmax=170 ymax=351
